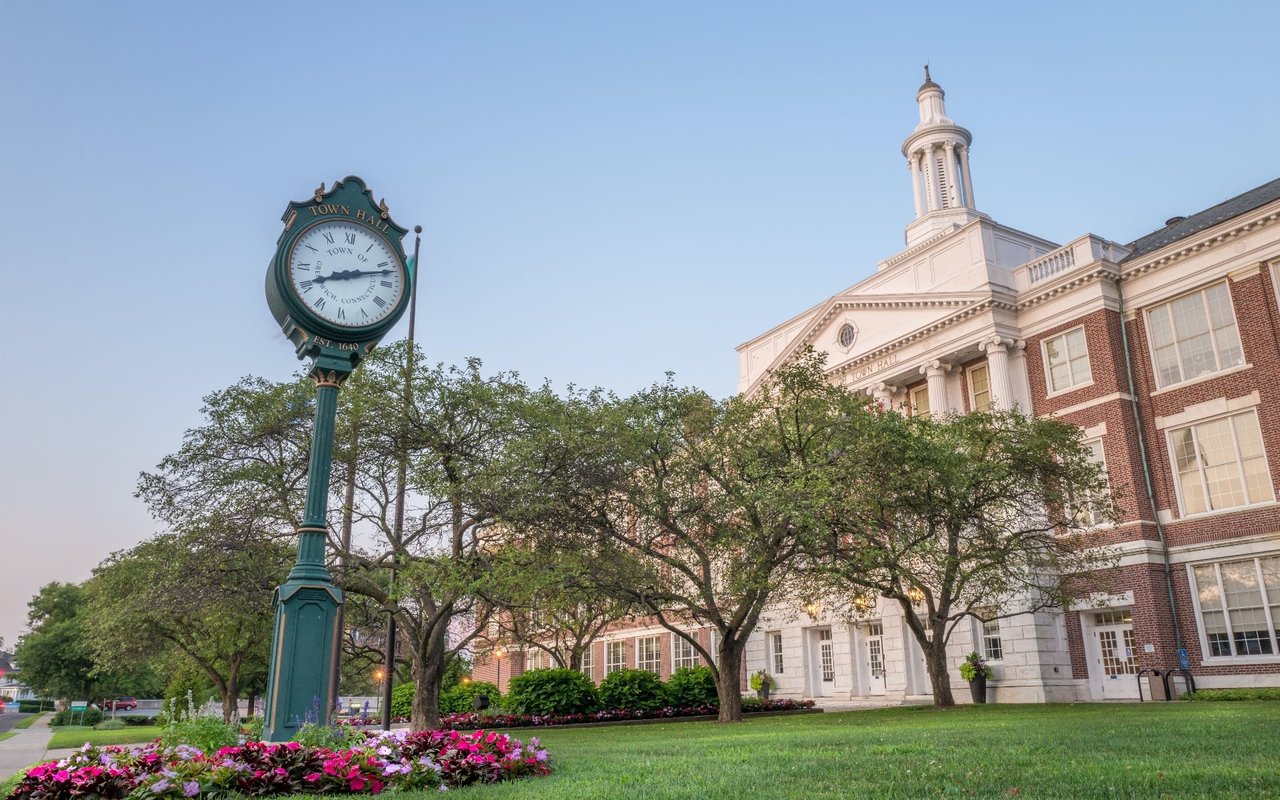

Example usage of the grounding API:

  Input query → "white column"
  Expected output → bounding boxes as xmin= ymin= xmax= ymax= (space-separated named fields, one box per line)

xmin=919 ymin=361 xmax=951 ymax=414
xmin=908 ymin=154 xmax=923 ymax=218
xmin=922 ymin=145 xmax=939 ymax=212
xmin=979 ymin=336 xmax=1016 ymax=410
xmin=943 ymin=142 xmax=958 ymax=208
xmin=872 ymin=382 xmax=897 ymax=410
xmin=959 ymin=145 xmax=976 ymax=210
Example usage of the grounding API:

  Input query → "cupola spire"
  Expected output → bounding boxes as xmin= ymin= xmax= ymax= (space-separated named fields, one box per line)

xmin=901 ymin=68 xmax=980 ymax=245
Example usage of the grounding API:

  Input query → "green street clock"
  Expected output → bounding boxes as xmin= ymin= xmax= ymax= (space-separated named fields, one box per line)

xmin=266 ymin=176 xmax=411 ymax=373
xmin=261 ymin=176 xmax=411 ymax=742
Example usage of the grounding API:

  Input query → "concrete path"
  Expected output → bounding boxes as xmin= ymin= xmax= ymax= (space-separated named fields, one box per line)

xmin=0 ymin=714 xmax=55 ymax=781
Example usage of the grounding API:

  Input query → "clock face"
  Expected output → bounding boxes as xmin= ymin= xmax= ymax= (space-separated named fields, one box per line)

xmin=287 ymin=220 xmax=405 ymax=329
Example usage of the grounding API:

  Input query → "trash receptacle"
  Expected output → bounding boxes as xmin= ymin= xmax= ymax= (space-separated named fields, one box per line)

xmin=1146 ymin=670 xmax=1168 ymax=701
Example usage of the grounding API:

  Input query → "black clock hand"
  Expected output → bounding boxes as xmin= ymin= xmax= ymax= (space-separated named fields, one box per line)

xmin=314 ymin=268 xmax=395 ymax=284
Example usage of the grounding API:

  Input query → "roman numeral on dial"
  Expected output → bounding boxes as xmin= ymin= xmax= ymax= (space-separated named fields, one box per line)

xmin=373 ymin=296 xmax=387 ymax=308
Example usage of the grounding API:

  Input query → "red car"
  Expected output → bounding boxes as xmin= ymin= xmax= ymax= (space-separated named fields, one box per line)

xmin=102 ymin=697 xmax=138 ymax=711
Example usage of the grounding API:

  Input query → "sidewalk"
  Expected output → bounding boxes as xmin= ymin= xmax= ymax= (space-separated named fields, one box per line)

xmin=0 ymin=714 xmax=56 ymax=782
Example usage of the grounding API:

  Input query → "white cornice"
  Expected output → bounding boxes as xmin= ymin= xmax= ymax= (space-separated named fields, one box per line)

xmin=1119 ymin=208 xmax=1280 ymax=281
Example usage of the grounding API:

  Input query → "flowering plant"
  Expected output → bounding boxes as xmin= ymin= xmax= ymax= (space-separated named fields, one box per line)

xmin=959 ymin=651 xmax=991 ymax=682
xmin=6 ymin=729 xmax=552 ymax=799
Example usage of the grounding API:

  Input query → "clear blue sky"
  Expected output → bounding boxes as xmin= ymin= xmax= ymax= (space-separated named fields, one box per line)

xmin=3 ymin=0 xmax=1279 ymax=648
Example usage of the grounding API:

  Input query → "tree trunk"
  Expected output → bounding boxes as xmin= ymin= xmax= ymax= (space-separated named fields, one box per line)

xmin=222 ymin=666 xmax=240 ymax=724
xmin=924 ymin=635 xmax=955 ymax=707
xmin=410 ymin=623 xmax=450 ymax=731
xmin=715 ymin=637 xmax=744 ymax=722
xmin=247 ymin=693 xmax=257 ymax=718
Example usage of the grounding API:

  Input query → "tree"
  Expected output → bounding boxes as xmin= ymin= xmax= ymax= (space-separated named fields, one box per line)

xmin=135 ymin=375 xmax=314 ymax=534
xmin=86 ymin=521 xmax=292 ymax=723
xmin=335 ymin=344 xmax=530 ymax=730
xmin=481 ymin=546 xmax=633 ymax=670
xmin=814 ymin=402 xmax=1117 ymax=706
xmin=501 ymin=355 xmax=837 ymax=721
xmin=14 ymin=583 xmax=98 ymax=701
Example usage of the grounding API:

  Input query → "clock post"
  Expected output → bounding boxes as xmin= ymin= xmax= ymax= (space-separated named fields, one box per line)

xmin=262 ymin=177 xmax=411 ymax=741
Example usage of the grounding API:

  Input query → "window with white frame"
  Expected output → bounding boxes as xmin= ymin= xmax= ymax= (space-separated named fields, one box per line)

xmin=968 ymin=364 xmax=992 ymax=412
xmin=977 ymin=610 xmax=1003 ymax=661
xmin=1168 ymin=410 xmax=1274 ymax=515
xmin=1146 ymin=283 xmax=1244 ymax=388
xmin=579 ymin=645 xmax=594 ymax=679
xmin=672 ymin=635 xmax=700 ymax=670
xmin=1191 ymin=556 xmax=1280 ymax=658
xmin=709 ymin=629 xmax=719 ymax=665
xmin=636 ymin=635 xmax=661 ymax=674
xmin=605 ymin=640 xmax=626 ymax=675
xmin=770 ymin=631 xmax=785 ymax=674
xmin=1043 ymin=327 xmax=1092 ymax=393
xmin=911 ymin=385 xmax=930 ymax=418
xmin=1070 ymin=437 xmax=1110 ymax=527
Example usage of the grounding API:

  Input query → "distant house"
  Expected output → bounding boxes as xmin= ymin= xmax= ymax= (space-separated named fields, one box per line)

xmin=0 ymin=651 xmax=37 ymax=701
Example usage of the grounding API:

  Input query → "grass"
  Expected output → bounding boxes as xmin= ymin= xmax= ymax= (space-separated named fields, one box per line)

xmin=0 ymin=732 xmax=14 ymax=743
xmin=47 ymin=724 xmax=165 ymax=749
xmin=360 ymin=702 xmax=1280 ymax=800
xmin=13 ymin=713 xmax=45 ymax=730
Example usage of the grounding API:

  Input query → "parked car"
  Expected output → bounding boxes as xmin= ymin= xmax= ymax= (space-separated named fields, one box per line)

xmin=0 ymin=697 xmax=15 ymax=712
xmin=102 ymin=697 xmax=138 ymax=711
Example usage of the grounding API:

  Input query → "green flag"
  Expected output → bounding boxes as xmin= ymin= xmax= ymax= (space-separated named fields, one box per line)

xmin=406 ymin=254 xmax=416 ymax=282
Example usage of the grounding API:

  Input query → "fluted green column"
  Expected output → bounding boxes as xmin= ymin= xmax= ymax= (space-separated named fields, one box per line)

xmin=262 ymin=365 xmax=347 ymax=742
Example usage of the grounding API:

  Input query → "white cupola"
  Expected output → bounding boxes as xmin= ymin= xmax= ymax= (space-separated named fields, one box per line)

xmin=901 ymin=67 xmax=983 ymax=246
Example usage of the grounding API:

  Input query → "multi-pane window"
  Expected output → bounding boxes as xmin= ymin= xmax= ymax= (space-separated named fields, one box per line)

xmin=1043 ymin=327 xmax=1092 ymax=393
xmin=1146 ymin=283 xmax=1244 ymax=388
xmin=579 ymin=645 xmax=594 ymax=679
xmin=1069 ymin=438 xmax=1110 ymax=527
xmin=978 ymin=610 xmax=1003 ymax=661
xmin=911 ymin=386 xmax=930 ymax=418
xmin=968 ymin=364 xmax=992 ymax=411
xmin=605 ymin=640 xmax=626 ymax=675
xmin=672 ymin=635 xmax=700 ymax=670
xmin=525 ymin=650 xmax=543 ymax=671
xmin=636 ymin=635 xmax=661 ymax=674
xmin=1169 ymin=410 xmax=1273 ymax=515
xmin=1191 ymin=557 xmax=1280 ymax=658
xmin=866 ymin=622 xmax=885 ymax=678
xmin=818 ymin=629 xmax=835 ymax=682
xmin=770 ymin=632 xmax=785 ymax=674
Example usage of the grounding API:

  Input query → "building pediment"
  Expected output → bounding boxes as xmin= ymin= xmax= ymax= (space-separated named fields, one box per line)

xmin=739 ymin=289 xmax=1009 ymax=394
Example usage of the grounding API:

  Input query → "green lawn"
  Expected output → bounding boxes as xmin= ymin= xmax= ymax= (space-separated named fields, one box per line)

xmin=13 ymin=713 xmax=45 ymax=730
xmin=47 ymin=725 xmax=165 ymax=749
xmin=371 ymin=703 xmax=1280 ymax=800
xmin=0 ymin=732 xmax=14 ymax=743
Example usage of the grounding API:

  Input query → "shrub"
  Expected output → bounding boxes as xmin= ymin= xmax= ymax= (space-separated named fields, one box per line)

xmin=1180 ymin=687 xmax=1280 ymax=701
xmin=93 ymin=718 xmax=127 ymax=730
xmin=440 ymin=681 xmax=502 ymax=714
xmin=749 ymin=670 xmax=776 ymax=692
xmin=119 ymin=715 xmax=156 ymax=727
xmin=390 ymin=682 xmax=415 ymax=719
xmin=162 ymin=714 xmax=240 ymax=753
xmin=599 ymin=669 xmax=666 ymax=711
xmin=505 ymin=669 xmax=600 ymax=715
xmin=17 ymin=699 xmax=54 ymax=714
xmin=50 ymin=707 xmax=103 ymax=727
xmin=666 ymin=666 xmax=718 ymax=707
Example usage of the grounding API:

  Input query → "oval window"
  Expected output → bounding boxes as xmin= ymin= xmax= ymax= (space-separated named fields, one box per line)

xmin=838 ymin=324 xmax=857 ymax=349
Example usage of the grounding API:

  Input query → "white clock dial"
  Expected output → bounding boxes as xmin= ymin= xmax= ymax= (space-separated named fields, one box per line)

xmin=288 ymin=220 xmax=405 ymax=328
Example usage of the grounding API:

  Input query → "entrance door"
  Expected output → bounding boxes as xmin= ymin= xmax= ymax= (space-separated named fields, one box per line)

xmin=815 ymin=629 xmax=835 ymax=696
xmin=1088 ymin=610 xmax=1140 ymax=700
xmin=864 ymin=623 xmax=886 ymax=696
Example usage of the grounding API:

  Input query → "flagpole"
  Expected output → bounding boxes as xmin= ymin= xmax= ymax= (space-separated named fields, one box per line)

xmin=383 ymin=225 xmax=422 ymax=731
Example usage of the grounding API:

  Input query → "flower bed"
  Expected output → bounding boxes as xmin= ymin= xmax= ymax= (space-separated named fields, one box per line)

xmin=7 ymin=729 xmax=551 ymax=798
xmin=436 ymin=698 xmax=817 ymax=730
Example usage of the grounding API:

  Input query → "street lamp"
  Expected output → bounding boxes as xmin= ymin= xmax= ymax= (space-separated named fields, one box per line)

xmin=373 ymin=669 xmax=385 ymax=723
xmin=493 ymin=647 xmax=506 ymax=692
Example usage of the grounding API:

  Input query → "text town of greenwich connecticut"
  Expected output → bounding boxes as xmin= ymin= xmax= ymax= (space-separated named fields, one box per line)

xmin=7 ymin=5 xmax=1280 ymax=799
xmin=470 ymin=71 xmax=1280 ymax=708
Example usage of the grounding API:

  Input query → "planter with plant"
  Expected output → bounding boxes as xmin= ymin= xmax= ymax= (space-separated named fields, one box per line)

xmin=750 ymin=671 xmax=776 ymax=700
xmin=959 ymin=652 xmax=991 ymax=704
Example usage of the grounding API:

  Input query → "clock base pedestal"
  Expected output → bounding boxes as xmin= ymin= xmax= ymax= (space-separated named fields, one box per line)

xmin=261 ymin=576 xmax=343 ymax=743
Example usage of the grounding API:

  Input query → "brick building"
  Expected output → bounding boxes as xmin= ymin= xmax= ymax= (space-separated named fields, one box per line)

xmin=479 ymin=71 xmax=1280 ymax=703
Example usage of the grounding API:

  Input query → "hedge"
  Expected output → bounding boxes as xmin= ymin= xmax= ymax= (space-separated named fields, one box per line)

xmin=505 ymin=669 xmax=599 ymax=716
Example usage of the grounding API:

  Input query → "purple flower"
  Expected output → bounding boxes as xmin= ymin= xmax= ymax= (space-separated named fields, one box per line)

xmin=151 ymin=778 xmax=171 ymax=793
xmin=183 ymin=780 xmax=200 ymax=797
